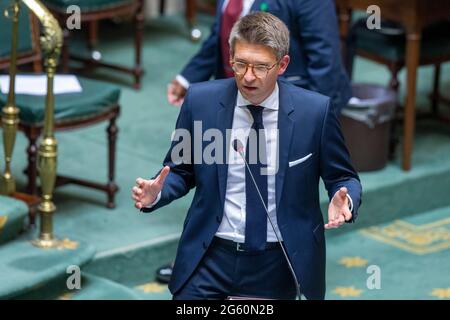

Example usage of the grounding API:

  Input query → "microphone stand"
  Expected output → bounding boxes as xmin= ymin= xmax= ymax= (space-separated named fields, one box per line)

xmin=235 ymin=143 xmax=302 ymax=300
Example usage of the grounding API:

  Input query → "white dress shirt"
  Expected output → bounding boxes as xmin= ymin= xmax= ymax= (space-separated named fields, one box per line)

xmin=176 ymin=0 xmax=256 ymax=89
xmin=216 ymin=83 xmax=282 ymax=243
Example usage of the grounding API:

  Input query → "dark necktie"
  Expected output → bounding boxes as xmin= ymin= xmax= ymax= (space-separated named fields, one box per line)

xmin=245 ymin=105 xmax=268 ymax=251
xmin=220 ymin=0 xmax=243 ymax=78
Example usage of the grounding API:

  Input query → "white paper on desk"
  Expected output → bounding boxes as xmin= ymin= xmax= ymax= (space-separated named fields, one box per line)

xmin=0 ymin=75 xmax=82 ymax=95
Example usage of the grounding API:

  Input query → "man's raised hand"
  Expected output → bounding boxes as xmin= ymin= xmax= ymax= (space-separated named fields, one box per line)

xmin=325 ymin=187 xmax=352 ymax=229
xmin=167 ymin=79 xmax=187 ymax=107
xmin=132 ymin=166 xmax=170 ymax=209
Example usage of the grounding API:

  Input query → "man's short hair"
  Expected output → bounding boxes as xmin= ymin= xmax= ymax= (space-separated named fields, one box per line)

xmin=229 ymin=11 xmax=290 ymax=60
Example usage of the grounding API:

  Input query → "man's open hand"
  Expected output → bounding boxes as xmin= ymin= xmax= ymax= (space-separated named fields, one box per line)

xmin=132 ymin=166 xmax=170 ymax=209
xmin=167 ymin=79 xmax=187 ymax=106
xmin=325 ymin=187 xmax=352 ymax=229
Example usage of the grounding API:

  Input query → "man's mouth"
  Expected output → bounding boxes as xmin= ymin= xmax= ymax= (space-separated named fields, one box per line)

xmin=243 ymin=85 xmax=257 ymax=92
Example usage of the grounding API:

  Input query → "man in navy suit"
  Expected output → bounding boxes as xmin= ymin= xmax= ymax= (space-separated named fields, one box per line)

xmin=167 ymin=0 xmax=351 ymax=114
xmin=134 ymin=12 xmax=361 ymax=299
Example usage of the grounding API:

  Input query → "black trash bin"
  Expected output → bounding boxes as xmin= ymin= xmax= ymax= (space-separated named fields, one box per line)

xmin=340 ymin=83 xmax=396 ymax=172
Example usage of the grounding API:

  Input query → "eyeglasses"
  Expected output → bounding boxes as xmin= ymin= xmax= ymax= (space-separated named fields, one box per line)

xmin=230 ymin=59 xmax=280 ymax=79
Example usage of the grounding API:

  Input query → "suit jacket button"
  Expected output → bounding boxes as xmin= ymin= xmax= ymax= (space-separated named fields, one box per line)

xmin=203 ymin=242 xmax=207 ymax=249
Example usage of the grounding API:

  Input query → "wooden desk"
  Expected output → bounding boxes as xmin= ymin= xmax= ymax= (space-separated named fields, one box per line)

xmin=335 ymin=0 xmax=450 ymax=171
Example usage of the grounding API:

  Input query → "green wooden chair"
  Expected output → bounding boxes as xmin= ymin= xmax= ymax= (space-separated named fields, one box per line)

xmin=41 ymin=0 xmax=145 ymax=89
xmin=0 ymin=0 xmax=121 ymax=226
xmin=347 ymin=17 xmax=450 ymax=115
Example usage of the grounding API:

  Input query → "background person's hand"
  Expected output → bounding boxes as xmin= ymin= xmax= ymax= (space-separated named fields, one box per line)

xmin=167 ymin=79 xmax=187 ymax=106
xmin=325 ymin=187 xmax=352 ymax=229
xmin=132 ymin=166 xmax=170 ymax=209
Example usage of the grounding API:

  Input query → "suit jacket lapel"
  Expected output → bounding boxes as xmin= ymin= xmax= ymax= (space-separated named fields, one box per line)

xmin=217 ymin=80 xmax=238 ymax=208
xmin=276 ymin=81 xmax=294 ymax=209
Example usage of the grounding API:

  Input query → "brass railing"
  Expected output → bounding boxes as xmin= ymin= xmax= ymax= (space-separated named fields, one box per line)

xmin=0 ymin=0 xmax=20 ymax=196
xmin=1 ymin=0 xmax=63 ymax=248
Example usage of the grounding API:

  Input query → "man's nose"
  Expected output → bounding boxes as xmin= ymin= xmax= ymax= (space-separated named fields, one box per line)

xmin=243 ymin=67 xmax=257 ymax=82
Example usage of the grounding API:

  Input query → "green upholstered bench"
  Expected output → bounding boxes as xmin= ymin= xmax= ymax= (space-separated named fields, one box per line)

xmin=41 ymin=0 xmax=145 ymax=89
xmin=0 ymin=77 xmax=120 ymax=209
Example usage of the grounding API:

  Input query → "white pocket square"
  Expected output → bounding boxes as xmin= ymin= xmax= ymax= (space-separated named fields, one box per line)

xmin=289 ymin=153 xmax=313 ymax=167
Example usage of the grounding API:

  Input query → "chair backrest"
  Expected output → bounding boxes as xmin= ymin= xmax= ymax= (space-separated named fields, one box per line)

xmin=0 ymin=0 xmax=41 ymax=70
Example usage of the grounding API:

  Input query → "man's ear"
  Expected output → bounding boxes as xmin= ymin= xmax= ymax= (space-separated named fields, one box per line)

xmin=277 ymin=55 xmax=290 ymax=75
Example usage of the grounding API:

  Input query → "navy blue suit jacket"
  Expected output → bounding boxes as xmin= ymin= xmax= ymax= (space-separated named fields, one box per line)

xmin=143 ymin=78 xmax=362 ymax=300
xmin=180 ymin=0 xmax=352 ymax=113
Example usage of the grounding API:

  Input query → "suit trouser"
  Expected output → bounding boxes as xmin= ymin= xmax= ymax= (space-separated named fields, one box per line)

xmin=173 ymin=237 xmax=297 ymax=300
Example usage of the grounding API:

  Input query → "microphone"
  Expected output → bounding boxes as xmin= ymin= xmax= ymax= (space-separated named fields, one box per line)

xmin=233 ymin=139 xmax=245 ymax=156
xmin=232 ymin=139 xmax=302 ymax=300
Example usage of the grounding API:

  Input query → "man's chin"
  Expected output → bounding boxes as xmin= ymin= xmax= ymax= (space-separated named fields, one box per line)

xmin=240 ymin=87 xmax=261 ymax=103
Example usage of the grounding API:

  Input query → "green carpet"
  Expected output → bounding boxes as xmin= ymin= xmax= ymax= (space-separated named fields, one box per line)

xmin=15 ymin=273 xmax=141 ymax=300
xmin=326 ymin=206 xmax=450 ymax=300
xmin=128 ymin=205 xmax=450 ymax=300
xmin=0 ymin=196 xmax=28 ymax=244
xmin=0 ymin=13 xmax=449 ymax=299
xmin=0 ymin=235 xmax=95 ymax=299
